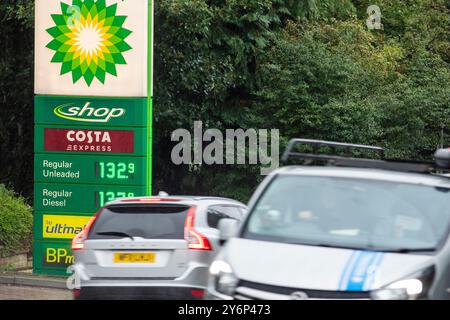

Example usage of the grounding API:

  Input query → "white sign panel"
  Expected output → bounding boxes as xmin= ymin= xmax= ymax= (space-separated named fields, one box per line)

xmin=35 ymin=0 xmax=150 ymax=97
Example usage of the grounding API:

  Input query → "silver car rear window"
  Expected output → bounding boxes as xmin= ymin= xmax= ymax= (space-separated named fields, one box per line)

xmin=88 ymin=205 xmax=189 ymax=240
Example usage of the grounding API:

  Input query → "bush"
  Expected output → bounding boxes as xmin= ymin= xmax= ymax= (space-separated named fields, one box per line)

xmin=0 ymin=184 xmax=32 ymax=258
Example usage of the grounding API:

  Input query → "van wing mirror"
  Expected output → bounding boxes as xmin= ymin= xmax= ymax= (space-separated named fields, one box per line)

xmin=218 ymin=218 xmax=240 ymax=245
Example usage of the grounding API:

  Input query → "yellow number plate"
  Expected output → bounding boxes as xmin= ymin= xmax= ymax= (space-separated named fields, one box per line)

xmin=113 ymin=253 xmax=156 ymax=263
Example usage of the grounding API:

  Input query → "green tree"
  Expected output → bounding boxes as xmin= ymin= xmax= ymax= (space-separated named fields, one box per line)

xmin=0 ymin=0 xmax=34 ymax=199
xmin=0 ymin=0 xmax=449 ymax=204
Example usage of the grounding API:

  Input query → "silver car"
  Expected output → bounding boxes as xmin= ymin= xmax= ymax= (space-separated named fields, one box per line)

xmin=208 ymin=139 xmax=450 ymax=300
xmin=71 ymin=196 xmax=247 ymax=300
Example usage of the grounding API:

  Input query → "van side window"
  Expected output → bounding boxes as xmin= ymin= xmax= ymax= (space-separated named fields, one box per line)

xmin=207 ymin=205 xmax=243 ymax=229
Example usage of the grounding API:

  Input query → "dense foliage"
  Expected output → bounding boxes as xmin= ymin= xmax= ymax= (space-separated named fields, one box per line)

xmin=1 ymin=0 xmax=449 ymax=202
xmin=0 ymin=184 xmax=33 ymax=257
xmin=0 ymin=0 xmax=34 ymax=199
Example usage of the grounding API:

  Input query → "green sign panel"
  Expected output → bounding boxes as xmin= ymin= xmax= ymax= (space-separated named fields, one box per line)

xmin=35 ymin=96 xmax=149 ymax=127
xmin=33 ymin=240 xmax=74 ymax=276
xmin=34 ymin=183 xmax=146 ymax=213
xmin=35 ymin=154 xmax=147 ymax=185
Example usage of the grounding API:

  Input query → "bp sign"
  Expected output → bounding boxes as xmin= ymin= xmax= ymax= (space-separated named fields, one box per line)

xmin=34 ymin=0 xmax=154 ymax=275
xmin=35 ymin=0 xmax=152 ymax=97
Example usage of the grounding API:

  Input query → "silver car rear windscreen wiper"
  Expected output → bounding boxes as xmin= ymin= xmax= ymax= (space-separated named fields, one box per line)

xmin=95 ymin=231 xmax=135 ymax=240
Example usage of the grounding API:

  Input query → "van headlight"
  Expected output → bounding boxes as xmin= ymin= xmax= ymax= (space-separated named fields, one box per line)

xmin=209 ymin=260 xmax=239 ymax=297
xmin=371 ymin=266 xmax=435 ymax=300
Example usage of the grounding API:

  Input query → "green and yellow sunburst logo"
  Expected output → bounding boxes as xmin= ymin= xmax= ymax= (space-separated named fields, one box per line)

xmin=46 ymin=0 xmax=133 ymax=86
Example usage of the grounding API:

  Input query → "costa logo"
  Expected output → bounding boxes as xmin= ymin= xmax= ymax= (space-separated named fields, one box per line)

xmin=67 ymin=130 xmax=111 ymax=144
xmin=44 ymin=128 xmax=134 ymax=153
xmin=54 ymin=103 xmax=126 ymax=123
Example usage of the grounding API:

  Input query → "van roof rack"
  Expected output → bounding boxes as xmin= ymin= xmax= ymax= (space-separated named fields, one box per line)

xmin=281 ymin=139 xmax=445 ymax=174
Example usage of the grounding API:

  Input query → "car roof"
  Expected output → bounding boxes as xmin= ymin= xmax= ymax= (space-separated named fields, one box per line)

xmin=105 ymin=195 xmax=246 ymax=207
xmin=273 ymin=166 xmax=450 ymax=188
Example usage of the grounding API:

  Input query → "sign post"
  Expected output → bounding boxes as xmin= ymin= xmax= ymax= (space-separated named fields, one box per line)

xmin=34 ymin=0 xmax=154 ymax=275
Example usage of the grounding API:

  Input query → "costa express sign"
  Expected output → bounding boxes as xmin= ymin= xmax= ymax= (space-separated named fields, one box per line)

xmin=44 ymin=128 xmax=134 ymax=153
xmin=35 ymin=125 xmax=147 ymax=156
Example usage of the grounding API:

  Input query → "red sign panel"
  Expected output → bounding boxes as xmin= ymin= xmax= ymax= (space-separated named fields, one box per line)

xmin=44 ymin=128 xmax=135 ymax=153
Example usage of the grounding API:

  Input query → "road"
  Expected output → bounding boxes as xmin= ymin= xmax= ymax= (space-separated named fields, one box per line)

xmin=0 ymin=284 xmax=72 ymax=300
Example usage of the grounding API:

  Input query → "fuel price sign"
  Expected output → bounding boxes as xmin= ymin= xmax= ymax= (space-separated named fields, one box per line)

xmin=35 ymin=154 xmax=147 ymax=185
xmin=35 ymin=183 xmax=146 ymax=213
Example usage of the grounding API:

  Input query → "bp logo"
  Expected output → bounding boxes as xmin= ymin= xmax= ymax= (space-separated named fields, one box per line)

xmin=46 ymin=0 xmax=133 ymax=86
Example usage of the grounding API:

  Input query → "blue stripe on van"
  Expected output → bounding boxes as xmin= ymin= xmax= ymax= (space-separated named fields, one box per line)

xmin=363 ymin=252 xmax=384 ymax=291
xmin=338 ymin=250 xmax=359 ymax=290
xmin=339 ymin=251 xmax=384 ymax=291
